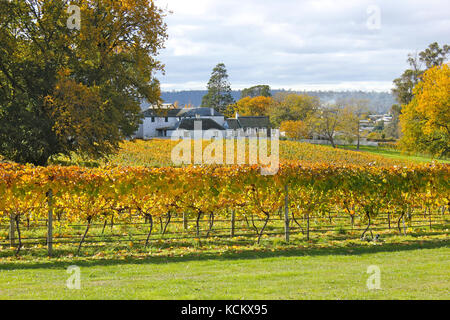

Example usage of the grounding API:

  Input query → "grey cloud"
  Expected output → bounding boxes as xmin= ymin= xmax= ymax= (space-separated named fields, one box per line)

xmin=155 ymin=0 xmax=450 ymax=91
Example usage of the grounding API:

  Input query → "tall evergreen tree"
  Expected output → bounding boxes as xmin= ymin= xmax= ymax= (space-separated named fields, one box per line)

xmin=201 ymin=63 xmax=234 ymax=113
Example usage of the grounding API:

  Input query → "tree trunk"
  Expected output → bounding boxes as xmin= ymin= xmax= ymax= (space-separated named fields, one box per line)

xmin=253 ymin=212 xmax=270 ymax=245
xmin=329 ymin=137 xmax=336 ymax=148
xmin=101 ymin=218 xmax=108 ymax=235
xmin=9 ymin=213 xmax=16 ymax=248
xmin=397 ymin=211 xmax=405 ymax=233
xmin=361 ymin=211 xmax=372 ymax=240
xmin=145 ymin=215 xmax=153 ymax=248
xmin=206 ymin=213 xmax=214 ymax=238
xmin=15 ymin=215 xmax=22 ymax=255
xmin=196 ymin=211 xmax=202 ymax=237
xmin=159 ymin=217 xmax=163 ymax=234
xmin=387 ymin=212 xmax=391 ymax=230
xmin=306 ymin=212 xmax=310 ymax=241
xmin=77 ymin=218 xmax=92 ymax=256
xmin=357 ymin=121 xmax=361 ymax=151
xmin=291 ymin=213 xmax=305 ymax=235
xmin=183 ymin=212 xmax=188 ymax=231
xmin=162 ymin=212 xmax=171 ymax=236
xmin=230 ymin=210 xmax=235 ymax=237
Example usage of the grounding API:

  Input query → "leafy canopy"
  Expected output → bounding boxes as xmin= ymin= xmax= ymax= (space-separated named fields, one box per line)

xmin=224 ymin=96 xmax=274 ymax=118
xmin=392 ymin=42 xmax=449 ymax=105
xmin=241 ymin=85 xmax=271 ymax=99
xmin=399 ymin=64 xmax=450 ymax=157
xmin=0 ymin=0 xmax=167 ymax=165
xmin=269 ymin=93 xmax=320 ymax=127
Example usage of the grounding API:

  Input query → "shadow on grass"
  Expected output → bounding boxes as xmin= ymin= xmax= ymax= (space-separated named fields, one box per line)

xmin=0 ymin=238 xmax=448 ymax=271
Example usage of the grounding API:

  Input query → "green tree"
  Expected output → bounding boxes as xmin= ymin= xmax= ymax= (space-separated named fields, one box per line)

xmin=241 ymin=85 xmax=271 ymax=98
xmin=308 ymin=106 xmax=342 ymax=148
xmin=392 ymin=42 xmax=449 ymax=105
xmin=419 ymin=42 xmax=450 ymax=69
xmin=0 ymin=0 xmax=167 ymax=165
xmin=337 ymin=99 xmax=370 ymax=150
xmin=268 ymin=93 xmax=320 ymax=127
xmin=201 ymin=63 xmax=234 ymax=114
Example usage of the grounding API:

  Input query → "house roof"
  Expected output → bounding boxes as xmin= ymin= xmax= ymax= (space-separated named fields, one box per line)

xmin=225 ymin=119 xmax=241 ymax=130
xmin=236 ymin=116 xmax=271 ymax=129
xmin=178 ymin=108 xmax=224 ymax=117
xmin=177 ymin=118 xmax=225 ymax=131
xmin=143 ymin=108 xmax=184 ymax=118
xmin=143 ymin=107 xmax=224 ymax=118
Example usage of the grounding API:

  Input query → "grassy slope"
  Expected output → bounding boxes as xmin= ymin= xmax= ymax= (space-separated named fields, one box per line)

xmin=0 ymin=241 xmax=448 ymax=299
xmin=338 ymin=145 xmax=450 ymax=164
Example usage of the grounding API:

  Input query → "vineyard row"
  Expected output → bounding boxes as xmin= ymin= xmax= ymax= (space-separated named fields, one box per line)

xmin=0 ymin=163 xmax=448 ymax=255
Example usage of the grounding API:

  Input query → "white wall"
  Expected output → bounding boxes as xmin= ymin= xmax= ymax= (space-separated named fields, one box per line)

xmin=168 ymin=129 xmax=230 ymax=139
xmin=142 ymin=117 xmax=179 ymax=138
xmin=140 ymin=116 xmax=226 ymax=139
xmin=135 ymin=123 xmax=144 ymax=138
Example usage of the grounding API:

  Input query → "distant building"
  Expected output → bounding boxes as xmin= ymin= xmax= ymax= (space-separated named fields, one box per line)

xmin=367 ymin=114 xmax=392 ymax=125
xmin=359 ymin=113 xmax=392 ymax=133
xmin=135 ymin=107 xmax=271 ymax=139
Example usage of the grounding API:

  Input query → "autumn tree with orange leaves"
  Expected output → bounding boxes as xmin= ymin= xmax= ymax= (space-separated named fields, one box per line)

xmin=399 ymin=64 xmax=450 ymax=157
xmin=224 ymin=96 xmax=274 ymax=118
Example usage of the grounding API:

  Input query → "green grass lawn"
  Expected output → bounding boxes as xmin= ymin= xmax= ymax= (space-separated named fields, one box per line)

xmin=337 ymin=145 xmax=450 ymax=164
xmin=1 ymin=240 xmax=448 ymax=300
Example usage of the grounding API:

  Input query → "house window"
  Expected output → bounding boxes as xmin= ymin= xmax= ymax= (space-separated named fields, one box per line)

xmin=165 ymin=117 xmax=168 ymax=122
xmin=151 ymin=117 xmax=155 ymax=122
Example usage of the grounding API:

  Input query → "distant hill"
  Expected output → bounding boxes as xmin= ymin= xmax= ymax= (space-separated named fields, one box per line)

xmin=160 ymin=90 xmax=396 ymax=114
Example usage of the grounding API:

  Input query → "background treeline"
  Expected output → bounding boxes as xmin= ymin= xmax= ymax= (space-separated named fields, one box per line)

xmin=160 ymin=90 xmax=395 ymax=114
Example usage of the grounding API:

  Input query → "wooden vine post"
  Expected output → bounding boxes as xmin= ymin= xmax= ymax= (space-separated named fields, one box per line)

xmin=230 ymin=210 xmax=235 ymax=238
xmin=284 ymin=184 xmax=290 ymax=243
xmin=47 ymin=189 xmax=53 ymax=257
xmin=183 ymin=212 xmax=188 ymax=231
xmin=9 ymin=213 xmax=16 ymax=248
xmin=402 ymin=214 xmax=407 ymax=236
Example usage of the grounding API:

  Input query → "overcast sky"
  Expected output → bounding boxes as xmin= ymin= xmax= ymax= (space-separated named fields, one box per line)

xmin=154 ymin=0 xmax=450 ymax=92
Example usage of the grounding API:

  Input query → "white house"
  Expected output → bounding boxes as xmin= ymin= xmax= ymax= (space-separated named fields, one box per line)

xmin=135 ymin=106 xmax=272 ymax=139
xmin=135 ymin=107 xmax=226 ymax=139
